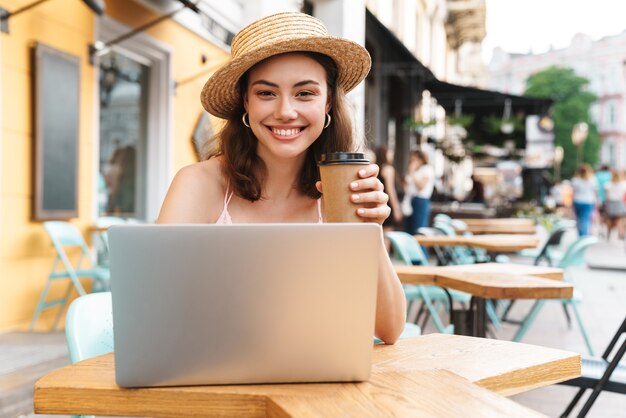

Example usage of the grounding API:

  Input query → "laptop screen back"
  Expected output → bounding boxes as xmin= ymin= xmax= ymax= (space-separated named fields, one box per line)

xmin=109 ymin=223 xmax=380 ymax=387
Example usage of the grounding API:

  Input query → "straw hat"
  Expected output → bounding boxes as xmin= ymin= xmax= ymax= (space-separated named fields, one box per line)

xmin=201 ymin=12 xmax=371 ymax=119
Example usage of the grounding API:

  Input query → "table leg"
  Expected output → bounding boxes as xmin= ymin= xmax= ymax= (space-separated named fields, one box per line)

xmin=472 ymin=297 xmax=487 ymax=338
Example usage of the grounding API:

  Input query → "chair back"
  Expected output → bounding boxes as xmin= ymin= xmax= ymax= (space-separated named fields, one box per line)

xmin=385 ymin=231 xmax=429 ymax=265
xmin=557 ymin=235 xmax=599 ymax=270
xmin=65 ymin=292 xmax=114 ymax=363
xmin=433 ymin=213 xmax=452 ymax=224
xmin=433 ymin=221 xmax=457 ymax=237
xmin=449 ymin=219 xmax=468 ymax=233
xmin=43 ymin=221 xmax=90 ymax=254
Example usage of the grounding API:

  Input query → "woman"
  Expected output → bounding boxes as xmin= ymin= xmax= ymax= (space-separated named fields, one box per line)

xmin=604 ymin=170 xmax=626 ymax=240
xmin=157 ymin=12 xmax=405 ymax=344
xmin=571 ymin=164 xmax=598 ymax=236
xmin=375 ymin=145 xmax=403 ymax=231
xmin=404 ymin=150 xmax=435 ymax=234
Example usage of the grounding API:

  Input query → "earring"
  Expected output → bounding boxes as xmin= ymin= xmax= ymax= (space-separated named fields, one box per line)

xmin=242 ymin=112 xmax=251 ymax=128
xmin=324 ymin=113 xmax=331 ymax=129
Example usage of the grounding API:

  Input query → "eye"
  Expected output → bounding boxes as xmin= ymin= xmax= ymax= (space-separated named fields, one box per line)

xmin=296 ymin=90 xmax=316 ymax=98
xmin=256 ymin=90 xmax=275 ymax=98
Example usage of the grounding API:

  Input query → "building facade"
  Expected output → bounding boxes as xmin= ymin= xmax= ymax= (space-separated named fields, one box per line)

xmin=488 ymin=32 xmax=626 ymax=170
xmin=0 ymin=0 xmax=235 ymax=330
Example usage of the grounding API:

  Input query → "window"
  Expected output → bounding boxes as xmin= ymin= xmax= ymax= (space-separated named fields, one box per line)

xmin=99 ymin=51 xmax=150 ymax=219
xmin=97 ymin=17 xmax=172 ymax=222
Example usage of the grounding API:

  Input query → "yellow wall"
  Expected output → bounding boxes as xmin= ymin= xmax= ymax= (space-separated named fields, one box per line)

xmin=0 ymin=0 xmax=228 ymax=331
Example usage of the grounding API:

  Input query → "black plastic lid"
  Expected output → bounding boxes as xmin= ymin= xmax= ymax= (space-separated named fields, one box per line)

xmin=318 ymin=152 xmax=369 ymax=165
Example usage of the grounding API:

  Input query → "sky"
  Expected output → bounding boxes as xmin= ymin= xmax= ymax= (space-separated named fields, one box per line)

xmin=483 ymin=0 xmax=626 ymax=63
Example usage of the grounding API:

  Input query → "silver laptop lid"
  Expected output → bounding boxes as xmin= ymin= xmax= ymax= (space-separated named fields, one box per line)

xmin=109 ymin=223 xmax=380 ymax=387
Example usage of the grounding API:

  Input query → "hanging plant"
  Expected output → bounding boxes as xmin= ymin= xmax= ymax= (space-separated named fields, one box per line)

xmin=404 ymin=118 xmax=436 ymax=133
xmin=446 ymin=114 xmax=474 ymax=128
xmin=482 ymin=114 xmax=525 ymax=136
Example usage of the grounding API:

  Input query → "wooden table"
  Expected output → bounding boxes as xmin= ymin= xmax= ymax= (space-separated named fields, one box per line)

xmin=395 ymin=263 xmax=572 ymax=337
xmin=453 ymin=218 xmax=537 ymax=235
xmin=34 ymin=334 xmax=580 ymax=417
xmin=457 ymin=218 xmax=535 ymax=226
xmin=88 ymin=225 xmax=109 ymax=233
xmin=453 ymin=219 xmax=537 ymax=235
xmin=415 ymin=234 xmax=540 ymax=253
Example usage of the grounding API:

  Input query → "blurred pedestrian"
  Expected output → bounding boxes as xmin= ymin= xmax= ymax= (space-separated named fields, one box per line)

xmin=404 ymin=150 xmax=434 ymax=234
xmin=603 ymin=170 xmax=626 ymax=240
xmin=571 ymin=164 xmax=598 ymax=236
xmin=465 ymin=174 xmax=485 ymax=203
xmin=375 ymin=145 xmax=403 ymax=232
xmin=595 ymin=164 xmax=611 ymax=208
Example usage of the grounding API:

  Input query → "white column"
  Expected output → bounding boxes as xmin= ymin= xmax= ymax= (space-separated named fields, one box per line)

xmin=314 ymin=0 xmax=368 ymax=149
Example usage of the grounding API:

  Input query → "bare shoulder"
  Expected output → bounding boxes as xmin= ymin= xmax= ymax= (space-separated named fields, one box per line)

xmin=156 ymin=157 xmax=226 ymax=223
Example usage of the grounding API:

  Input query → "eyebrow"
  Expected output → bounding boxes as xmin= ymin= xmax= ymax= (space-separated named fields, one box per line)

xmin=250 ymin=79 xmax=320 ymax=88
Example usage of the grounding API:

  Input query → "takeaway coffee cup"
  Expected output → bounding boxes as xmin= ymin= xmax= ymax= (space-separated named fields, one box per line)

xmin=318 ymin=152 xmax=370 ymax=223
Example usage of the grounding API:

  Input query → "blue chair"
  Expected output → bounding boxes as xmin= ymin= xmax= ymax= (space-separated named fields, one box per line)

xmin=31 ymin=222 xmax=110 ymax=331
xmin=432 ymin=220 xmax=477 ymax=264
xmin=65 ymin=292 xmax=114 ymax=418
xmin=512 ymin=236 xmax=599 ymax=355
xmin=517 ymin=220 xmax=576 ymax=266
xmin=66 ymin=292 xmax=114 ymax=363
xmin=386 ymin=231 xmax=459 ymax=334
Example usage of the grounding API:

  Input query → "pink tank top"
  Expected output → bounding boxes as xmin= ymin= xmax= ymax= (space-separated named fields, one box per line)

xmin=216 ymin=186 xmax=324 ymax=224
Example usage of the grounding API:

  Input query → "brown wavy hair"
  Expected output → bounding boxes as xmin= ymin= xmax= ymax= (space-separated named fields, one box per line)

xmin=207 ymin=52 xmax=355 ymax=201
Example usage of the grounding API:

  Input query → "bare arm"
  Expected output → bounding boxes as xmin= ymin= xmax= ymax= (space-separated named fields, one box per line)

xmin=373 ymin=232 xmax=407 ymax=343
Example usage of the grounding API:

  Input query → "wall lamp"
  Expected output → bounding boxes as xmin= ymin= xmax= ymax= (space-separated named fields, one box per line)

xmin=0 ymin=0 xmax=105 ymax=33
xmin=88 ymin=0 xmax=200 ymax=65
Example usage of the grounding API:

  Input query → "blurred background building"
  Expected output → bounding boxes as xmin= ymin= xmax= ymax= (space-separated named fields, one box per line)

xmin=489 ymin=31 xmax=626 ymax=170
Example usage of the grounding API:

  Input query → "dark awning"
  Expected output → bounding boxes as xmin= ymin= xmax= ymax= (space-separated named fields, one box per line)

xmin=365 ymin=9 xmax=435 ymax=81
xmin=425 ymin=79 xmax=552 ymax=116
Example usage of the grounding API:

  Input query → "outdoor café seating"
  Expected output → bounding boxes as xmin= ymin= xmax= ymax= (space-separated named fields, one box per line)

xmin=31 ymin=221 xmax=110 ymax=331
xmin=386 ymin=231 xmax=457 ymax=334
xmin=511 ymin=235 xmax=599 ymax=355
xmin=517 ymin=219 xmax=577 ymax=266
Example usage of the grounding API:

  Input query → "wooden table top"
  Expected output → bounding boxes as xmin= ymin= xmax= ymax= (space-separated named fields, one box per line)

xmin=34 ymin=334 xmax=579 ymax=417
xmin=415 ymin=234 xmax=541 ymax=252
xmin=395 ymin=263 xmax=572 ymax=299
xmin=456 ymin=218 xmax=536 ymax=226
xmin=454 ymin=224 xmax=537 ymax=235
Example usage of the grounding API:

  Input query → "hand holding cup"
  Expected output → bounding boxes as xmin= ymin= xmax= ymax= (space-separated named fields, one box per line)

xmin=317 ymin=152 xmax=391 ymax=224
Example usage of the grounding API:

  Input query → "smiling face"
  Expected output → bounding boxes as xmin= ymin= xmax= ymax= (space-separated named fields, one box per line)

xmin=244 ymin=53 xmax=331 ymax=163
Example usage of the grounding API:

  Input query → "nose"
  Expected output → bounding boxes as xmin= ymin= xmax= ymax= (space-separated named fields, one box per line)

xmin=274 ymin=97 xmax=298 ymax=121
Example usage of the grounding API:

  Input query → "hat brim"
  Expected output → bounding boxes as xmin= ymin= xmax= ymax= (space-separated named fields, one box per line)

xmin=201 ymin=36 xmax=371 ymax=119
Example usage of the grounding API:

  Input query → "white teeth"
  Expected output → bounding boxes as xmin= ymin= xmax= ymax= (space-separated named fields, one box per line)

xmin=272 ymin=128 xmax=301 ymax=136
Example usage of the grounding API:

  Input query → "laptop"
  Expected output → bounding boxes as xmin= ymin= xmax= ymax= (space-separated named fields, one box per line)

xmin=108 ymin=223 xmax=380 ymax=387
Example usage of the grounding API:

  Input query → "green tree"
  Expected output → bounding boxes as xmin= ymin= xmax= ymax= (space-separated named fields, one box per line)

xmin=524 ymin=67 xmax=599 ymax=179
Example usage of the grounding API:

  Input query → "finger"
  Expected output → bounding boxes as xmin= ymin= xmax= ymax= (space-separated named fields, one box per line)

xmin=351 ymin=190 xmax=389 ymax=205
xmin=358 ymin=163 xmax=379 ymax=179
xmin=350 ymin=177 xmax=383 ymax=192
xmin=356 ymin=205 xmax=391 ymax=222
